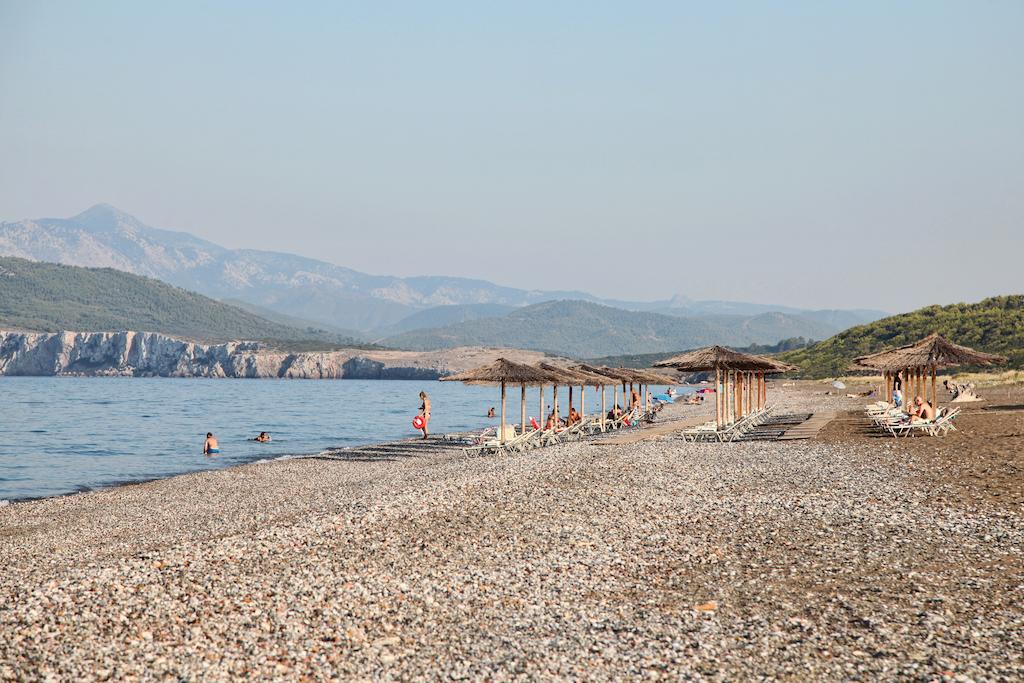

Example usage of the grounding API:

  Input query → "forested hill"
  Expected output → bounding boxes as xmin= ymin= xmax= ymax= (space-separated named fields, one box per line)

xmin=779 ymin=296 xmax=1024 ymax=378
xmin=0 ymin=257 xmax=365 ymax=348
xmin=382 ymin=300 xmax=838 ymax=358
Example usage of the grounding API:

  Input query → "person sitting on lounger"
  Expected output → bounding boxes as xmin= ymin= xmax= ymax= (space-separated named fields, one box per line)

xmin=567 ymin=407 xmax=581 ymax=425
xmin=545 ymin=409 xmax=561 ymax=431
xmin=909 ymin=396 xmax=936 ymax=423
xmin=607 ymin=405 xmax=622 ymax=421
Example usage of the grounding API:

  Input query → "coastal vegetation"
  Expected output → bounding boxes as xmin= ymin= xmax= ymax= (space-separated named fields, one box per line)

xmin=0 ymin=257 xmax=371 ymax=349
xmin=780 ymin=296 xmax=1024 ymax=378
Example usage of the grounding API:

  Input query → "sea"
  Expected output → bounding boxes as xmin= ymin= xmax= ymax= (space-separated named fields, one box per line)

xmin=0 ymin=377 xmax=589 ymax=502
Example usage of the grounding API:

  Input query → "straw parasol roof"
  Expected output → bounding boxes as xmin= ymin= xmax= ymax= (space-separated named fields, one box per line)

xmin=747 ymin=355 xmax=798 ymax=375
xmin=537 ymin=362 xmax=618 ymax=386
xmin=614 ymin=367 xmax=678 ymax=384
xmin=853 ymin=333 xmax=1007 ymax=372
xmin=440 ymin=358 xmax=566 ymax=385
xmin=572 ymin=364 xmax=635 ymax=383
xmin=653 ymin=346 xmax=780 ymax=372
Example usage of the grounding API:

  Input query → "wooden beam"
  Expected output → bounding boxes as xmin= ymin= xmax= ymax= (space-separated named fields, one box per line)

xmin=715 ymin=367 xmax=722 ymax=430
xmin=601 ymin=385 xmax=607 ymax=432
xmin=500 ymin=380 xmax=507 ymax=444
xmin=521 ymin=383 xmax=527 ymax=438
xmin=539 ymin=385 xmax=545 ymax=432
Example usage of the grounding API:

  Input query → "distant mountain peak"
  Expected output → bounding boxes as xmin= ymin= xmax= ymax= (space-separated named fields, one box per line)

xmin=69 ymin=203 xmax=146 ymax=232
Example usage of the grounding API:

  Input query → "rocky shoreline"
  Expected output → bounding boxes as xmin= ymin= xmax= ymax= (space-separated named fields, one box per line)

xmin=0 ymin=330 xmax=551 ymax=379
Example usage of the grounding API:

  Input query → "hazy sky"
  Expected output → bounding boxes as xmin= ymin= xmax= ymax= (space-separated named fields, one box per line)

xmin=1 ymin=2 xmax=1021 ymax=311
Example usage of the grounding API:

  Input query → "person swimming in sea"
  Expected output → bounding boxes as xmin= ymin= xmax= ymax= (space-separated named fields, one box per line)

xmin=203 ymin=432 xmax=220 ymax=455
xmin=253 ymin=432 xmax=271 ymax=443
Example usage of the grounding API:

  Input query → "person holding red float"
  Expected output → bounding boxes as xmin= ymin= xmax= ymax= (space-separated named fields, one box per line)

xmin=414 ymin=391 xmax=431 ymax=439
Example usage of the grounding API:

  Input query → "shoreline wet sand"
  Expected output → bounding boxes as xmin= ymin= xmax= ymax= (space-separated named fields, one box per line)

xmin=2 ymin=383 xmax=1022 ymax=679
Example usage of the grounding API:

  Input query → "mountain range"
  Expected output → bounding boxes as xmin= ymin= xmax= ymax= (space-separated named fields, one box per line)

xmin=380 ymin=300 xmax=841 ymax=358
xmin=0 ymin=205 xmax=887 ymax=344
xmin=0 ymin=256 xmax=364 ymax=350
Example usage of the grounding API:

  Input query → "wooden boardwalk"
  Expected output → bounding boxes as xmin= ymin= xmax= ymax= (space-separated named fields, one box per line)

xmin=776 ymin=411 xmax=837 ymax=441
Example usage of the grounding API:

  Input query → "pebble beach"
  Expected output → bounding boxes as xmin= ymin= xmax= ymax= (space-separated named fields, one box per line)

xmin=1 ymin=383 xmax=1022 ymax=680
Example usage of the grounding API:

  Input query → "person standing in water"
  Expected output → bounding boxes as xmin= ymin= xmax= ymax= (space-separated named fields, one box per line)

xmin=203 ymin=432 xmax=220 ymax=455
xmin=418 ymin=391 xmax=431 ymax=439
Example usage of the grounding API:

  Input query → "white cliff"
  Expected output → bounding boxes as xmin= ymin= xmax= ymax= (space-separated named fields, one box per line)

xmin=0 ymin=330 xmax=551 ymax=379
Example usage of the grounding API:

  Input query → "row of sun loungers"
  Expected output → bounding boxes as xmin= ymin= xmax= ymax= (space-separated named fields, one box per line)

xmin=677 ymin=405 xmax=776 ymax=442
xmin=451 ymin=408 xmax=646 ymax=456
xmin=864 ymin=401 xmax=961 ymax=437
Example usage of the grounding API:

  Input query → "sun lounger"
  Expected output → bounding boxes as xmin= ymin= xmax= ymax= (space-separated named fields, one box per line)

xmin=463 ymin=427 xmax=541 ymax=456
xmin=886 ymin=407 xmax=960 ymax=438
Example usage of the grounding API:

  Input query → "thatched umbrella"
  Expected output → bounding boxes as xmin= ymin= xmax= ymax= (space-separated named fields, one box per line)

xmin=609 ymin=367 xmax=677 ymax=414
xmin=539 ymin=363 xmax=617 ymax=430
xmin=441 ymin=358 xmax=566 ymax=443
xmin=744 ymin=355 xmax=797 ymax=412
xmin=573 ymin=364 xmax=636 ymax=428
xmin=654 ymin=347 xmax=780 ymax=430
xmin=853 ymin=333 xmax=1006 ymax=408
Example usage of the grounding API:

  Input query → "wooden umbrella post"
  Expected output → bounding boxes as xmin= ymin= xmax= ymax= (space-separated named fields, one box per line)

xmin=727 ymin=371 xmax=733 ymax=424
xmin=715 ymin=367 xmax=722 ymax=430
xmin=738 ymin=373 xmax=744 ymax=416
xmin=539 ymin=385 xmax=545 ymax=431
xmin=601 ymin=385 xmax=607 ymax=432
xmin=521 ymin=383 xmax=527 ymax=437
xmin=580 ymin=385 xmax=586 ymax=421
xmin=500 ymin=380 xmax=507 ymax=444
xmin=749 ymin=370 xmax=757 ymax=413
xmin=553 ymin=385 xmax=559 ymax=428
xmin=738 ymin=372 xmax=743 ymax=418
xmin=931 ymin=365 xmax=938 ymax=408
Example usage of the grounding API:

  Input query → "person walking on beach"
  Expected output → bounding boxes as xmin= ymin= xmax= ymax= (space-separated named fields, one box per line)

xmin=203 ymin=432 xmax=220 ymax=455
xmin=418 ymin=391 xmax=431 ymax=439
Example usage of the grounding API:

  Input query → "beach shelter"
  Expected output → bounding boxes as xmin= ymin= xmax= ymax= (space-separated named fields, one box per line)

xmin=538 ymin=363 xmax=618 ymax=430
xmin=440 ymin=358 xmax=567 ymax=443
xmin=654 ymin=347 xmax=781 ymax=431
xmin=608 ymin=367 xmax=677 ymax=415
xmin=573 ymin=364 xmax=636 ymax=428
xmin=853 ymin=333 xmax=1006 ymax=409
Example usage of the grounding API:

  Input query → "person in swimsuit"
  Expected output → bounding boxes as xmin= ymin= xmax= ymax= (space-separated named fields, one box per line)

xmin=487 ymin=407 xmax=496 ymax=418
xmin=254 ymin=432 xmax=271 ymax=442
xmin=418 ymin=391 xmax=431 ymax=439
xmin=910 ymin=396 xmax=936 ymax=423
xmin=204 ymin=432 xmax=220 ymax=455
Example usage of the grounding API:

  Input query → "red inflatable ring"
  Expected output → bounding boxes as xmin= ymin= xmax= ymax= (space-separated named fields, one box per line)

xmin=412 ymin=415 xmax=425 ymax=430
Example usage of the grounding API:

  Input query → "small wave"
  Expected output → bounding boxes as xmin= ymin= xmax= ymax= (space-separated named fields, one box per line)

xmin=0 ymin=499 xmax=9 ymax=507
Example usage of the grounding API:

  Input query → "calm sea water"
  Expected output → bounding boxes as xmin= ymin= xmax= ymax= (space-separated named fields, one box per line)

xmin=0 ymin=377 xmax=575 ymax=502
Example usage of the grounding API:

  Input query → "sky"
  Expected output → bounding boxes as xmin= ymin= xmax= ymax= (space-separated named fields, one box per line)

xmin=1 ymin=1 xmax=1021 ymax=311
